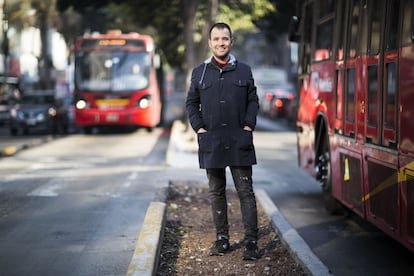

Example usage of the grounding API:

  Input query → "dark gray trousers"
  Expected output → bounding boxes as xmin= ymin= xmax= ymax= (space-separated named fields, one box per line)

xmin=206 ymin=166 xmax=258 ymax=242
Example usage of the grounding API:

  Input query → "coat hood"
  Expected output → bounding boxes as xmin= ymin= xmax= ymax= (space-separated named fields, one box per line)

xmin=203 ymin=54 xmax=236 ymax=65
xmin=199 ymin=54 xmax=237 ymax=85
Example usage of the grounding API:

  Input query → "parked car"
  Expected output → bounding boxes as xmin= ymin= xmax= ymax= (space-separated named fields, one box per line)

xmin=261 ymin=84 xmax=295 ymax=119
xmin=0 ymin=77 xmax=21 ymax=126
xmin=0 ymin=98 xmax=11 ymax=125
xmin=9 ymin=91 xmax=69 ymax=135
xmin=252 ymin=66 xmax=292 ymax=116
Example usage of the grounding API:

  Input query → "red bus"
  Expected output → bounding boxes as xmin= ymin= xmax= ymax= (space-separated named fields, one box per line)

xmin=290 ymin=0 xmax=414 ymax=252
xmin=73 ymin=30 xmax=162 ymax=133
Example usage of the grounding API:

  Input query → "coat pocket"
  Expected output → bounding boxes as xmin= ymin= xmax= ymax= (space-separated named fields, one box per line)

xmin=233 ymin=79 xmax=248 ymax=87
xmin=238 ymin=129 xmax=254 ymax=151
xmin=198 ymin=132 xmax=212 ymax=153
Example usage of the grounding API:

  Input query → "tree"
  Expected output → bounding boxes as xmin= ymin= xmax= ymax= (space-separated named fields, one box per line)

xmin=255 ymin=0 xmax=297 ymax=43
xmin=57 ymin=0 xmax=274 ymax=77
xmin=7 ymin=0 xmax=59 ymax=89
xmin=31 ymin=0 xmax=58 ymax=89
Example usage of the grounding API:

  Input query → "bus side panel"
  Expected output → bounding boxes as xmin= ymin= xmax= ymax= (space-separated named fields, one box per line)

xmin=338 ymin=150 xmax=364 ymax=216
xmin=365 ymin=158 xmax=399 ymax=239
xmin=401 ymin=161 xmax=414 ymax=250
xmin=398 ymin=46 xmax=414 ymax=251
xmin=398 ymin=42 xmax=414 ymax=251
xmin=296 ymin=75 xmax=316 ymax=175
xmin=399 ymin=46 xmax=414 ymax=156
xmin=296 ymin=61 xmax=336 ymax=176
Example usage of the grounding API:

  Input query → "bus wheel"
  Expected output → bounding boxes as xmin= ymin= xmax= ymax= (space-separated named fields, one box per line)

xmin=83 ymin=127 xmax=92 ymax=134
xmin=316 ymin=134 xmax=341 ymax=215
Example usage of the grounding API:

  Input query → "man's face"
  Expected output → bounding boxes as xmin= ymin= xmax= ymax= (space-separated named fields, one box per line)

xmin=208 ymin=27 xmax=233 ymax=61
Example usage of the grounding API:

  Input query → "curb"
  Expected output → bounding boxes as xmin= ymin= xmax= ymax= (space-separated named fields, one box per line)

xmin=1 ymin=145 xmax=18 ymax=156
xmin=126 ymin=201 xmax=166 ymax=276
xmin=0 ymin=136 xmax=54 ymax=157
xmin=128 ymin=186 xmax=331 ymax=276
xmin=255 ymin=189 xmax=332 ymax=276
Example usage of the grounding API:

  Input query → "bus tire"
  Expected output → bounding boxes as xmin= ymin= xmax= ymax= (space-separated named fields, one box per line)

xmin=315 ymin=120 xmax=341 ymax=215
xmin=83 ymin=127 xmax=92 ymax=134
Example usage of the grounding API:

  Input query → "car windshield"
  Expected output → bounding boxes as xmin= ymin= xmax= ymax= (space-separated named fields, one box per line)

xmin=253 ymin=67 xmax=288 ymax=86
xmin=75 ymin=51 xmax=150 ymax=92
xmin=21 ymin=95 xmax=55 ymax=105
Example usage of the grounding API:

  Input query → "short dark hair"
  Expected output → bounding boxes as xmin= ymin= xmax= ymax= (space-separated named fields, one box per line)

xmin=209 ymin=22 xmax=232 ymax=39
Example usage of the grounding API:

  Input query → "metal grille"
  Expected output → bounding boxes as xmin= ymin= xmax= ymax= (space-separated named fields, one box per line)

xmin=368 ymin=162 xmax=398 ymax=229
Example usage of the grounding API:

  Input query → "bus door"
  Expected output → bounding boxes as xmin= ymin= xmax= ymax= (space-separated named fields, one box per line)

xmin=364 ymin=0 xmax=399 ymax=149
xmin=334 ymin=0 xmax=365 ymax=214
xmin=362 ymin=0 xmax=401 ymax=234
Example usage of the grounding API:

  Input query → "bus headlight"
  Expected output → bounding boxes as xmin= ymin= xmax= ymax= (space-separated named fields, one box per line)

xmin=137 ymin=95 xmax=151 ymax=109
xmin=76 ymin=99 xmax=88 ymax=110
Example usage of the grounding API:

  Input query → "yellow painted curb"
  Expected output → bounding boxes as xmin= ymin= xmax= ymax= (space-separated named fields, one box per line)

xmin=126 ymin=201 xmax=166 ymax=276
xmin=1 ymin=146 xmax=17 ymax=156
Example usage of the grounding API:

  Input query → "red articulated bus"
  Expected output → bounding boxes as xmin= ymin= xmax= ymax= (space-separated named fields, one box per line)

xmin=290 ymin=0 xmax=414 ymax=252
xmin=73 ymin=30 xmax=162 ymax=133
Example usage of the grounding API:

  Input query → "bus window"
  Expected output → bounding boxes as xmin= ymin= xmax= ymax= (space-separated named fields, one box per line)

xmin=335 ymin=69 xmax=342 ymax=120
xmin=348 ymin=0 xmax=361 ymax=58
xmin=315 ymin=19 xmax=333 ymax=61
xmin=76 ymin=51 xmax=150 ymax=92
xmin=314 ymin=0 xmax=334 ymax=61
xmin=402 ymin=0 xmax=413 ymax=44
xmin=368 ymin=0 xmax=383 ymax=55
xmin=299 ymin=2 xmax=314 ymax=74
xmin=346 ymin=68 xmax=355 ymax=123
xmin=334 ymin=0 xmax=346 ymax=60
xmin=385 ymin=0 xmax=401 ymax=51
xmin=385 ymin=62 xmax=397 ymax=130
xmin=318 ymin=0 xmax=335 ymax=17
xmin=359 ymin=0 xmax=369 ymax=55
xmin=367 ymin=65 xmax=379 ymax=127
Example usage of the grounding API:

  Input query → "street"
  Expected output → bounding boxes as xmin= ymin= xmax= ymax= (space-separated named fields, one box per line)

xmin=0 ymin=111 xmax=413 ymax=275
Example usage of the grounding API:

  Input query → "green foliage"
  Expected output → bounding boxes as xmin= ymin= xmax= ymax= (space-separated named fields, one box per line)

xmin=54 ymin=0 xmax=290 ymax=72
xmin=218 ymin=0 xmax=275 ymax=31
xmin=255 ymin=0 xmax=297 ymax=42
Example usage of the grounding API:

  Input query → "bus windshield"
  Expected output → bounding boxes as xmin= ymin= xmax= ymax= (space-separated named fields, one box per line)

xmin=75 ymin=51 xmax=150 ymax=92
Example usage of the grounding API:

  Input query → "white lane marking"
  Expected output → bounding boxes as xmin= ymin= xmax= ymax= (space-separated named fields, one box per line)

xmin=128 ymin=172 xmax=138 ymax=180
xmin=123 ymin=181 xmax=132 ymax=188
xmin=123 ymin=172 xmax=138 ymax=188
xmin=27 ymin=184 xmax=62 ymax=197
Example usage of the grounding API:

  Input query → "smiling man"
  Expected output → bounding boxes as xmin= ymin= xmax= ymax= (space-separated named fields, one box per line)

xmin=186 ymin=22 xmax=260 ymax=260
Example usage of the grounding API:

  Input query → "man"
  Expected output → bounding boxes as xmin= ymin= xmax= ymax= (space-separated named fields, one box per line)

xmin=186 ymin=22 xmax=260 ymax=260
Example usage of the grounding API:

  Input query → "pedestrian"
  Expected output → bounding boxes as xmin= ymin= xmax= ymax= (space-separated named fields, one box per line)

xmin=185 ymin=22 xmax=260 ymax=260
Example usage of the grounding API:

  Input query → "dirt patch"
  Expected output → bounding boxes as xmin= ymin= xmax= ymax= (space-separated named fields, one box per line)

xmin=156 ymin=183 xmax=306 ymax=275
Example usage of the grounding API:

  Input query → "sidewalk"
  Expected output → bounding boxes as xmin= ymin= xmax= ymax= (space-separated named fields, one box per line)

xmin=127 ymin=120 xmax=331 ymax=276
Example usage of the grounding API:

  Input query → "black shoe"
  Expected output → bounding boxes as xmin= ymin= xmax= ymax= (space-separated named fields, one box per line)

xmin=243 ymin=240 xmax=259 ymax=260
xmin=210 ymin=236 xmax=230 ymax=256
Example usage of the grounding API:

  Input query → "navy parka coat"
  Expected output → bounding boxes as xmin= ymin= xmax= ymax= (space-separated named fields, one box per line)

xmin=186 ymin=55 xmax=259 ymax=169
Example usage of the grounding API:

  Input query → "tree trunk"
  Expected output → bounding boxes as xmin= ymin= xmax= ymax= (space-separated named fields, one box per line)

xmin=181 ymin=0 xmax=218 ymax=131
xmin=38 ymin=11 xmax=53 ymax=90
xmin=182 ymin=0 xmax=199 ymax=90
